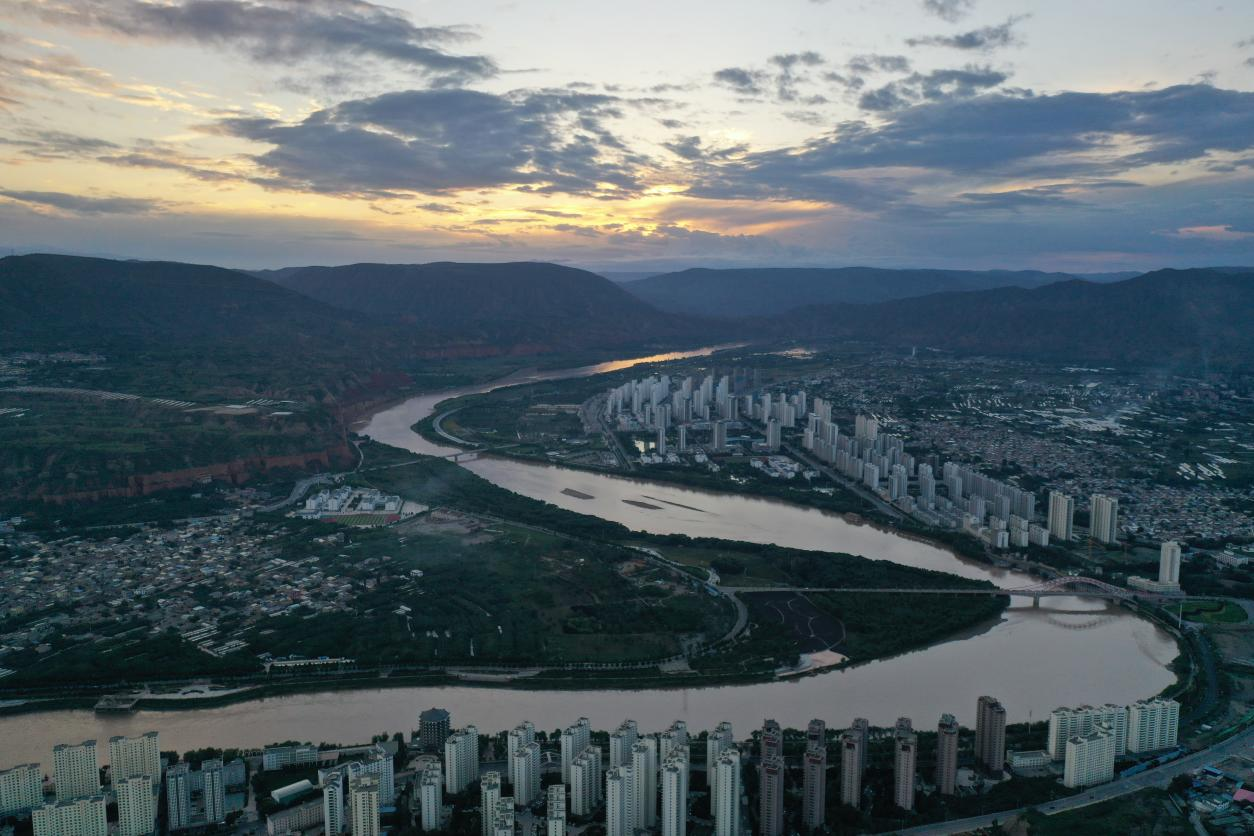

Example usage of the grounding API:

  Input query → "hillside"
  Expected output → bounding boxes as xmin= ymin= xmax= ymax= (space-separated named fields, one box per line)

xmin=780 ymin=269 xmax=1254 ymax=370
xmin=267 ymin=261 xmax=706 ymax=353
xmin=0 ymin=254 xmax=373 ymax=351
xmin=622 ymin=266 xmax=1075 ymax=317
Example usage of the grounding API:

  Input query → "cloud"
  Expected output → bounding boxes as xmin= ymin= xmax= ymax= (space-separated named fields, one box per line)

xmin=1166 ymin=224 xmax=1254 ymax=241
xmin=823 ymin=54 xmax=912 ymax=92
xmin=907 ymin=16 xmax=1027 ymax=51
xmin=211 ymin=87 xmax=651 ymax=198
xmin=0 ymin=189 xmax=166 ymax=214
xmin=6 ymin=0 xmax=496 ymax=83
xmin=0 ymin=129 xmax=120 ymax=159
xmin=712 ymin=67 xmax=768 ymax=96
xmin=714 ymin=53 xmax=830 ymax=103
xmin=678 ymin=84 xmax=1254 ymax=208
xmin=921 ymin=0 xmax=975 ymax=22
xmin=857 ymin=65 xmax=1009 ymax=111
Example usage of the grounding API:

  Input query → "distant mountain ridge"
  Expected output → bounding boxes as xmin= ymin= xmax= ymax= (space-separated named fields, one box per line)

xmin=264 ymin=261 xmax=706 ymax=352
xmin=777 ymin=268 xmax=1254 ymax=370
xmin=0 ymin=254 xmax=371 ymax=350
xmin=621 ymin=266 xmax=1085 ymax=318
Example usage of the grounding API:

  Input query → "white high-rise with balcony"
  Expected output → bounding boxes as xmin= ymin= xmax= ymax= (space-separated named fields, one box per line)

xmin=1048 ymin=705 xmax=1128 ymax=759
xmin=53 ymin=741 xmax=99 ymax=801
xmin=0 ymin=763 xmax=44 ymax=817
xmin=115 ymin=776 xmax=156 ymax=836
xmin=560 ymin=718 xmax=591 ymax=783
xmin=1063 ymin=723 xmax=1116 ymax=788
xmin=420 ymin=766 xmax=443 ymax=831
xmin=660 ymin=747 xmax=689 ymax=836
xmin=108 ymin=732 xmax=160 ymax=783
xmin=713 ymin=748 xmax=741 ymax=836
xmin=1047 ymin=491 xmax=1074 ymax=542
xmin=1159 ymin=541 xmax=1182 ymax=586
xmin=33 ymin=796 xmax=107 ymax=836
xmin=569 ymin=747 xmax=601 ymax=816
xmin=349 ymin=774 xmax=380 ymax=836
xmin=480 ymin=772 xmax=502 ymax=836
xmin=1128 ymin=699 xmax=1180 ymax=753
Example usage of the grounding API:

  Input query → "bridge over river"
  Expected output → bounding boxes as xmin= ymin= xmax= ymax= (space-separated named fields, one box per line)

xmin=727 ymin=575 xmax=1218 ymax=605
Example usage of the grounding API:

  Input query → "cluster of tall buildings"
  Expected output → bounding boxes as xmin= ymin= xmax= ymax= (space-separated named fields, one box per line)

xmin=607 ymin=371 xmax=812 ymax=458
xmin=0 ymin=731 xmax=241 ymax=836
xmin=6 ymin=693 xmax=1185 ymax=835
xmin=1046 ymin=699 xmax=1180 ymax=788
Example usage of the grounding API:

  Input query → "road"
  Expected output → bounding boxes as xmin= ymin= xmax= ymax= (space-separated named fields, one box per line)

xmin=256 ymin=473 xmax=335 ymax=512
xmin=897 ymin=726 xmax=1254 ymax=835
xmin=783 ymin=440 xmax=904 ymax=521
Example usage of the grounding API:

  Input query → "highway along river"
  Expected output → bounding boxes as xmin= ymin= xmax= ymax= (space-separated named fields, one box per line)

xmin=0 ymin=346 xmax=1177 ymax=762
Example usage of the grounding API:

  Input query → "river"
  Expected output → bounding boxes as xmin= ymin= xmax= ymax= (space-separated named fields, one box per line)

xmin=0 ymin=345 xmax=1177 ymax=763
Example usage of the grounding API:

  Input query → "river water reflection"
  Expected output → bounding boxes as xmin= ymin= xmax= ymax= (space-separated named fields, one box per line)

xmin=0 ymin=346 xmax=1177 ymax=763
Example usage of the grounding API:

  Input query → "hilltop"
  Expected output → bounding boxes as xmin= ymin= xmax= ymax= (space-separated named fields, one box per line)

xmin=622 ymin=266 xmax=1078 ymax=318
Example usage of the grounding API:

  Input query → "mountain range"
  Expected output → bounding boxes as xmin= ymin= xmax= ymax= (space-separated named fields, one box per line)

xmin=259 ymin=261 xmax=702 ymax=353
xmin=780 ymin=268 xmax=1254 ymax=370
xmin=620 ymin=266 xmax=1088 ymax=318
xmin=3 ymin=255 xmax=1251 ymax=372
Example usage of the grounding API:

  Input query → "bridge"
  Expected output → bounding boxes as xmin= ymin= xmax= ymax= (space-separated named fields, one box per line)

xmin=728 ymin=576 xmax=1197 ymax=604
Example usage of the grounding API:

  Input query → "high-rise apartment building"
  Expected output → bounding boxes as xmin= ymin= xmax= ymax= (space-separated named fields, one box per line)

xmin=975 ymin=696 xmax=1007 ymax=772
xmin=0 ymin=763 xmax=44 ymax=817
xmin=661 ymin=747 xmax=689 ymax=836
xmin=839 ymin=732 xmax=862 ymax=809
xmin=53 ymin=741 xmax=100 ymax=801
xmin=893 ymin=723 xmax=917 ymax=811
xmin=323 ymin=769 xmax=346 ymax=835
xmin=1063 ymin=723 xmax=1116 ymax=788
xmin=32 ymin=795 xmax=107 ymax=836
xmin=561 ymin=718 xmax=591 ymax=783
xmin=514 ymin=742 xmax=542 ymax=806
xmin=349 ymin=774 xmax=381 ymax=836
xmin=506 ymin=722 xmax=536 ymax=789
xmin=569 ymin=747 xmax=601 ymax=816
xmin=1048 ymin=705 xmax=1128 ymax=760
xmin=802 ymin=720 xmax=826 ymax=831
xmin=419 ymin=708 xmax=452 ymax=751
xmin=935 ymin=714 xmax=959 ymax=795
xmin=706 ymin=722 xmax=734 ymax=813
xmin=1127 ymin=699 xmax=1180 ymax=753
xmin=851 ymin=718 xmax=869 ymax=775
xmin=1159 ymin=541 xmax=1182 ymax=586
xmin=713 ymin=748 xmax=741 ymax=836
xmin=605 ymin=767 xmax=632 ymax=836
xmin=108 ymin=732 xmax=160 ymax=783
xmin=480 ymin=772 xmax=502 ymax=836
xmin=630 ymin=738 xmax=657 ymax=830
xmin=546 ymin=785 xmax=566 ymax=836
xmin=758 ymin=755 xmax=784 ymax=836
xmin=166 ymin=763 xmax=192 ymax=831
xmin=202 ymin=758 xmax=226 ymax=825
xmin=445 ymin=726 xmax=480 ymax=794
xmin=493 ymin=798 xmax=515 ymax=836
xmin=115 ymin=775 xmax=156 ymax=836
xmin=610 ymin=720 xmax=638 ymax=768
xmin=1090 ymin=494 xmax=1120 ymax=544
xmin=420 ymin=766 xmax=443 ymax=832
xmin=1047 ymin=491 xmax=1074 ymax=542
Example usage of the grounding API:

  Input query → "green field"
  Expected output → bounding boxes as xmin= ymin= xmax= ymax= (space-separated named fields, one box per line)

xmin=1179 ymin=599 xmax=1248 ymax=624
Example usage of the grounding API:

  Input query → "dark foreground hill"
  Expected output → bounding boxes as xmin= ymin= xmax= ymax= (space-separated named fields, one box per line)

xmin=779 ymin=269 xmax=1254 ymax=370
xmin=265 ymin=261 xmax=706 ymax=352
xmin=623 ymin=266 xmax=1076 ymax=317
xmin=0 ymin=254 xmax=372 ymax=350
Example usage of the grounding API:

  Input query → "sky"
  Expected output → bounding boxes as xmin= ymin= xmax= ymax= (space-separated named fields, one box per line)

xmin=2 ymin=0 xmax=1254 ymax=272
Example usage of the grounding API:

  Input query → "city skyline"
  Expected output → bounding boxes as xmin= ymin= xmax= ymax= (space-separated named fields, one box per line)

xmin=1 ymin=0 xmax=1253 ymax=270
